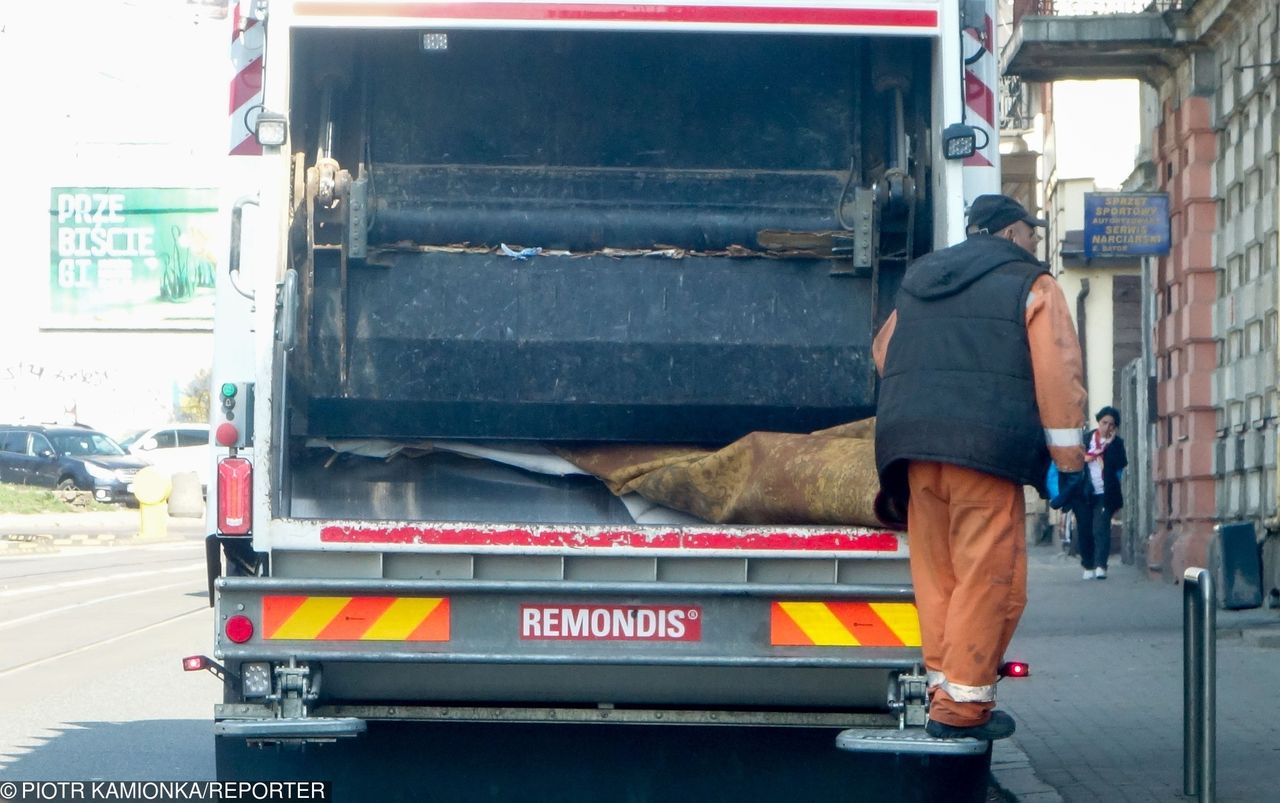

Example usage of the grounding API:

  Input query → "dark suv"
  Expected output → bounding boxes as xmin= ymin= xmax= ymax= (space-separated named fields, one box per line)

xmin=0 ymin=424 xmax=151 ymax=504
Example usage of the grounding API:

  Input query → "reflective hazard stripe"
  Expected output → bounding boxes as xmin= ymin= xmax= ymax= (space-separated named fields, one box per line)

xmin=262 ymin=596 xmax=450 ymax=641
xmin=926 ymin=669 xmax=945 ymax=689
xmin=1045 ymin=427 xmax=1081 ymax=448
xmin=321 ymin=524 xmax=901 ymax=553
xmin=229 ymin=3 xmax=265 ymax=156
xmin=292 ymin=2 xmax=942 ymax=31
xmin=770 ymin=601 xmax=921 ymax=647
xmin=940 ymin=678 xmax=997 ymax=703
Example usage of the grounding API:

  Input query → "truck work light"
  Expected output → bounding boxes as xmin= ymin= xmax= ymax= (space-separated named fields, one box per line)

xmin=941 ymin=123 xmax=977 ymax=160
xmin=420 ymin=32 xmax=448 ymax=51
xmin=254 ymin=110 xmax=288 ymax=147
xmin=241 ymin=662 xmax=273 ymax=697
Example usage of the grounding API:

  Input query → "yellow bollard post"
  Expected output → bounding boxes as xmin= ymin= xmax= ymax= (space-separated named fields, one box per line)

xmin=133 ymin=467 xmax=172 ymax=542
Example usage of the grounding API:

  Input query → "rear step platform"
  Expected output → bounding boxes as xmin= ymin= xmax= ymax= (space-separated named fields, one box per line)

xmin=214 ymin=717 xmax=367 ymax=741
xmin=835 ymin=727 xmax=990 ymax=756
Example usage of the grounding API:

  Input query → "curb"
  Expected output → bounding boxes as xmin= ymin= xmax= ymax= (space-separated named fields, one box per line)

xmin=0 ymin=534 xmax=58 ymax=554
xmin=1 ymin=532 xmax=121 ymax=551
xmin=989 ymin=738 xmax=1062 ymax=802
xmin=0 ymin=531 xmax=192 ymax=553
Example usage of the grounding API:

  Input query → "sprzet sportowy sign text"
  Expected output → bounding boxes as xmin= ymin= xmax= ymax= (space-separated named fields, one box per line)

xmin=1083 ymin=192 xmax=1171 ymax=259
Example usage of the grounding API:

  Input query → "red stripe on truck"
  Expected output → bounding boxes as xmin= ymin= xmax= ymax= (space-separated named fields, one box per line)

xmin=320 ymin=525 xmax=900 ymax=551
xmin=292 ymin=2 xmax=939 ymax=29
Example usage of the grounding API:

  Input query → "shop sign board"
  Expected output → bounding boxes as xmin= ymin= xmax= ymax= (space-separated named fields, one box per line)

xmin=1083 ymin=192 xmax=1170 ymax=259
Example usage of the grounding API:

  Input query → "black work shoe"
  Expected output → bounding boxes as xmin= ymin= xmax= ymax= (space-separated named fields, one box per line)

xmin=925 ymin=710 xmax=1016 ymax=741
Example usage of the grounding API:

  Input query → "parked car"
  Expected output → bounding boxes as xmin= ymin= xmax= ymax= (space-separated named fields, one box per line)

xmin=0 ymin=424 xmax=150 ymax=504
xmin=118 ymin=423 xmax=212 ymax=491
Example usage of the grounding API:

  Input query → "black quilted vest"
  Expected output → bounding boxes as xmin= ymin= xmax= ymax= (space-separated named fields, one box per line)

xmin=876 ymin=250 xmax=1049 ymax=501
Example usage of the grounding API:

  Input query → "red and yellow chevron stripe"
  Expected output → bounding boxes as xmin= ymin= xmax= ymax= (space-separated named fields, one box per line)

xmin=770 ymin=601 xmax=920 ymax=647
xmin=262 ymin=596 xmax=450 ymax=641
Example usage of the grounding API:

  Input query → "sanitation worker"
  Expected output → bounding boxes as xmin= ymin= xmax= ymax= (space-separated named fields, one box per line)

xmin=872 ymin=194 xmax=1086 ymax=740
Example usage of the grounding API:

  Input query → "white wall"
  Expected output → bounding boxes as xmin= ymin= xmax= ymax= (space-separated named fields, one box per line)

xmin=0 ymin=1 xmax=228 ymax=438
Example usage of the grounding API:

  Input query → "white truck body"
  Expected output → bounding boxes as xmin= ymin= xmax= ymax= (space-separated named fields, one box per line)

xmin=201 ymin=0 xmax=1005 ymax=794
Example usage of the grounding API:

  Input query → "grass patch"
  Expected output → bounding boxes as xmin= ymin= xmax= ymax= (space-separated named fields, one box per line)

xmin=0 ymin=483 xmax=113 ymax=514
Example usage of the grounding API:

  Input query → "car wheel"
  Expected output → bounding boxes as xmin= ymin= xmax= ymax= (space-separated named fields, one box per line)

xmin=56 ymin=477 xmax=80 ymax=492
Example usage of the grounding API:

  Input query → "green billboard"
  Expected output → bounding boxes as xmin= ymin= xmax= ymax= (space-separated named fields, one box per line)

xmin=49 ymin=187 xmax=218 ymax=328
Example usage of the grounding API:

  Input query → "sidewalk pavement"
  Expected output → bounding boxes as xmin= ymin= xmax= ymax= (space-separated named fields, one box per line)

xmin=990 ymin=543 xmax=1280 ymax=802
xmin=0 ymin=509 xmax=206 ymax=552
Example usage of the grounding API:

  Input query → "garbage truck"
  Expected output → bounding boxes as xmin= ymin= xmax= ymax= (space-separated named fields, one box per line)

xmin=191 ymin=0 xmax=1009 ymax=798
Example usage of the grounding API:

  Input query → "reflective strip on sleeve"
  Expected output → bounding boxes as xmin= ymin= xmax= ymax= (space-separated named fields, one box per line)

xmin=940 ymin=679 xmax=998 ymax=703
xmin=926 ymin=669 xmax=946 ymax=689
xmin=1044 ymin=428 xmax=1081 ymax=448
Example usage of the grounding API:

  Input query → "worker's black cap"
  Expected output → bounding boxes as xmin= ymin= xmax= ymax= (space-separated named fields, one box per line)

xmin=967 ymin=194 xmax=1048 ymax=234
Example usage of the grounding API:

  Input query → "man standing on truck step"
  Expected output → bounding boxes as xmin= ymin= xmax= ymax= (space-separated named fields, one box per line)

xmin=872 ymin=194 xmax=1086 ymax=741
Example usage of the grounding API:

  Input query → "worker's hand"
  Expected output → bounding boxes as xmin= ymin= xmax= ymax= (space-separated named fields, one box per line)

xmin=1049 ymin=471 xmax=1084 ymax=510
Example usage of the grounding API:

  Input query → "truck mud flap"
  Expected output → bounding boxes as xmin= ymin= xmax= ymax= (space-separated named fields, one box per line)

xmin=216 ymin=719 xmax=993 ymax=802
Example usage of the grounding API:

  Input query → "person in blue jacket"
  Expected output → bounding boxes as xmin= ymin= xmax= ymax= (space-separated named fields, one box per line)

xmin=1072 ymin=406 xmax=1127 ymax=579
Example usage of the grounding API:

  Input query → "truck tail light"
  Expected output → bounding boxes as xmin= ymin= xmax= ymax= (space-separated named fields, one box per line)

xmin=225 ymin=614 xmax=255 ymax=643
xmin=998 ymin=661 xmax=1030 ymax=678
xmin=217 ymin=457 xmax=252 ymax=535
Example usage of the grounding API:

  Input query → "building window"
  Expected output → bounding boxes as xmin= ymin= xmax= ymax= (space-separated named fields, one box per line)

xmin=1247 ymin=320 xmax=1263 ymax=355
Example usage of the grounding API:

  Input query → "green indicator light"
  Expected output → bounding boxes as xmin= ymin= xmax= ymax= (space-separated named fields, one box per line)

xmin=221 ymin=383 xmax=238 ymax=398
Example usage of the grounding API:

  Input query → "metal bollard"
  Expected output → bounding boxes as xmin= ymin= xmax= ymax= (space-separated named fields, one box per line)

xmin=1182 ymin=567 xmax=1216 ymax=802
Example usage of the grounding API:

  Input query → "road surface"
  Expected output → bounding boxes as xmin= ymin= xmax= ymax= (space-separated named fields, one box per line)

xmin=0 ymin=540 xmax=221 ymax=781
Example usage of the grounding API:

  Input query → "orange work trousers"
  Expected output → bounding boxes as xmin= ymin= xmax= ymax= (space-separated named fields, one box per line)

xmin=906 ymin=461 xmax=1027 ymax=728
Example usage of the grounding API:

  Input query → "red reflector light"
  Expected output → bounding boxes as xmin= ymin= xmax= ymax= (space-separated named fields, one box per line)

xmin=217 ymin=457 xmax=252 ymax=535
xmin=225 ymin=615 xmax=255 ymax=644
xmin=999 ymin=661 xmax=1030 ymax=678
xmin=182 ymin=655 xmax=208 ymax=672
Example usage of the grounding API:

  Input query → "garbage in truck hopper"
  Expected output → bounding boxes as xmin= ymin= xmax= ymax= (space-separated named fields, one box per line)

xmin=309 ymin=419 xmax=882 ymax=528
